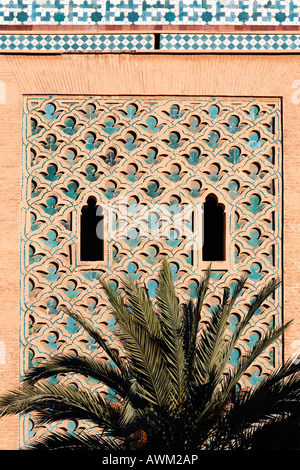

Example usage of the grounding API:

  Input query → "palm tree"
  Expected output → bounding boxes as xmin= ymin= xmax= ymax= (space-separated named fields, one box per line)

xmin=0 ymin=260 xmax=299 ymax=450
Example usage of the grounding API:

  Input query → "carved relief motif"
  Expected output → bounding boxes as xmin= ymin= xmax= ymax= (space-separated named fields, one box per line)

xmin=21 ymin=96 xmax=282 ymax=445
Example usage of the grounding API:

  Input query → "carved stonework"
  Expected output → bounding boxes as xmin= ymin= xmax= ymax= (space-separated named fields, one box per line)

xmin=21 ymin=96 xmax=282 ymax=445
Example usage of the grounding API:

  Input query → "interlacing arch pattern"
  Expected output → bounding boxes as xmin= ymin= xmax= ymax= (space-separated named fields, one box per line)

xmin=21 ymin=96 xmax=282 ymax=445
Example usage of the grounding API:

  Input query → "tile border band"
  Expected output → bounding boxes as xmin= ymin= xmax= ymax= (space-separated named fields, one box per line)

xmin=2 ymin=25 xmax=300 ymax=32
xmin=0 ymin=1 xmax=299 ymax=27
xmin=1 ymin=33 xmax=300 ymax=53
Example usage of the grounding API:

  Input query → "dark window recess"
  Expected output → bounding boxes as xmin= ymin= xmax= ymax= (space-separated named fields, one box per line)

xmin=80 ymin=196 xmax=104 ymax=261
xmin=203 ymin=196 xmax=225 ymax=261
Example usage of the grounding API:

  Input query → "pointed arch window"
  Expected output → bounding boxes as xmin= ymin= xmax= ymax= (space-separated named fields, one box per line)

xmin=202 ymin=195 xmax=225 ymax=261
xmin=80 ymin=196 xmax=104 ymax=261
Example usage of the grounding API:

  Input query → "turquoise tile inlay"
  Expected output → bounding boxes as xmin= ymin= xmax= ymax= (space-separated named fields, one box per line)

xmin=0 ymin=33 xmax=154 ymax=52
xmin=0 ymin=32 xmax=299 ymax=53
xmin=0 ymin=1 xmax=299 ymax=25
xmin=160 ymin=33 xmax=300 ymax=52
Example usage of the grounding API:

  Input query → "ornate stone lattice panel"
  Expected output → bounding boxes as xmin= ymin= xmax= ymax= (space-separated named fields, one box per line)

xmin=21 ymin=96 xmax=282 ymax=446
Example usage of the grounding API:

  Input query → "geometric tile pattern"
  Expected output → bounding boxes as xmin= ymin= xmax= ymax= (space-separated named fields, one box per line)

xmin=21 ymin=95 xmax=282 ymax=446
xmin=0 ymin=34 xmax=154 ymax=52
xmin=1 ymin=33 xmax=300 ymax=53
xmin=0 ymin=0 xmax=299 ymax=25
xmin=160 ymin=33 xmax=300 ymax=52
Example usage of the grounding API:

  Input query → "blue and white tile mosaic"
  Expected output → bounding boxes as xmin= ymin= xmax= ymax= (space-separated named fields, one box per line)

xmin=0 ymin=1 xmax=299 ymax=26
xmin=0 ymin=2 xmax=300 ymax=52
xmin=160 ymin=33 xmax=300 ymax=52
xmin=0 ymin=33 xmax=154 ymax=51
xmin=1 ymin=32 xmax=300 ymax=52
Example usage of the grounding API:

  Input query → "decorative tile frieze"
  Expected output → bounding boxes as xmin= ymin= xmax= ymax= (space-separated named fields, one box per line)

xmin=0 ymin=33 xmax=154 ymax=52
xmin=0 ymin=1 xmax=299 ymax=26
xmin=1 ymin=32 xmax=300 ymax=52
xmin=1 ymin=2 xmax=300 ymax=52
xmin=160 ymin=33 xmax=300 ymax=52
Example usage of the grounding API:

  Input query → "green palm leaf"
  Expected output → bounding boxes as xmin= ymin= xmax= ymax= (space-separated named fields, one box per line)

xmin=120 ymin=276 xmax=161 ymax=339
xmin=62 ymin=307 xmax=125 ymax=373
xmin=241 ymin=414 xmax=300 ymax=450
xmin=100 ymin=275 xmax=170 ymax=407
xmin=113 ymin=315 xmax=170 ymax=407
xmin=217 ymin=277 xmax=281 ymax=382
xmin=156 ymin=259 xmax=185 ymax=403
xmin=181 ymin=266 xmax=211 ymax=376
xmin=224 ymin=358 xmax=300 ymax=425
xmin=0 ymin=260 xmax=298 ymax=451
xmin=220 ymin=320 xmax=292 ymax=402
xmin=22 ymin=355 xmax=131 ymax=399
xmin=0 ymin=382 xmax=121 ymax=429
xmin=28 ymin=431 xmax=122 ymax=450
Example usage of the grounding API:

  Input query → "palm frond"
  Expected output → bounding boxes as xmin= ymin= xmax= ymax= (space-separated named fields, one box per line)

xmin=156 ymin=258 xmax=185 ymax=403
xmin=62 ymin=307 xmax=125 ymax=373
xmin=121 ymin=276 xmax=161 ymax=339
xmin=114 ymin=317 xmax=171 ymax=407
xmin=213 ymin=369 xmax=300 ymax=451
xmin=197 ymin=276 xmax=278 ymax=391
xmin=217 ymin=277 xmax=281 ymax=380
xmin=181 ymin=266 xmax=212 ymax=375
xmin=211 ymin=276 xmax=248 ymax=370
xmin=100 ymin=274 xmax=172 ymax=408
xmin=241 ymin=413 xmax=300 ymax=450
xmin=224 ymin=358 xmax=300 ymax=426
xmin=0 ymin=260 xmax=297 ymax=451
xmin=220 ymin=319 xmax=293 ymax=401
xmin=195 ymin=300 xmax=229 ymax=386
xmin=181 ymin=300 xmax=197 ymax=370
xmin=27 ymin=430 xmax=123 ymax=450
xmin=99 ymin=277 xmax=132 ymax=327
xmin=22 ymin=355 xmax=131 ymax=399
xmin=195 ymin=265 xmax=212 ymax=315
xmin=0 ymin=382 xmax=121 ymax=430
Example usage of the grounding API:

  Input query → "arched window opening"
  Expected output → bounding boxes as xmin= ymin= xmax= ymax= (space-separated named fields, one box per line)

xmin=203 ymin=195 xmax=225 ymax=261
xmin=80 ymin=196 xmax=104 ymax=261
